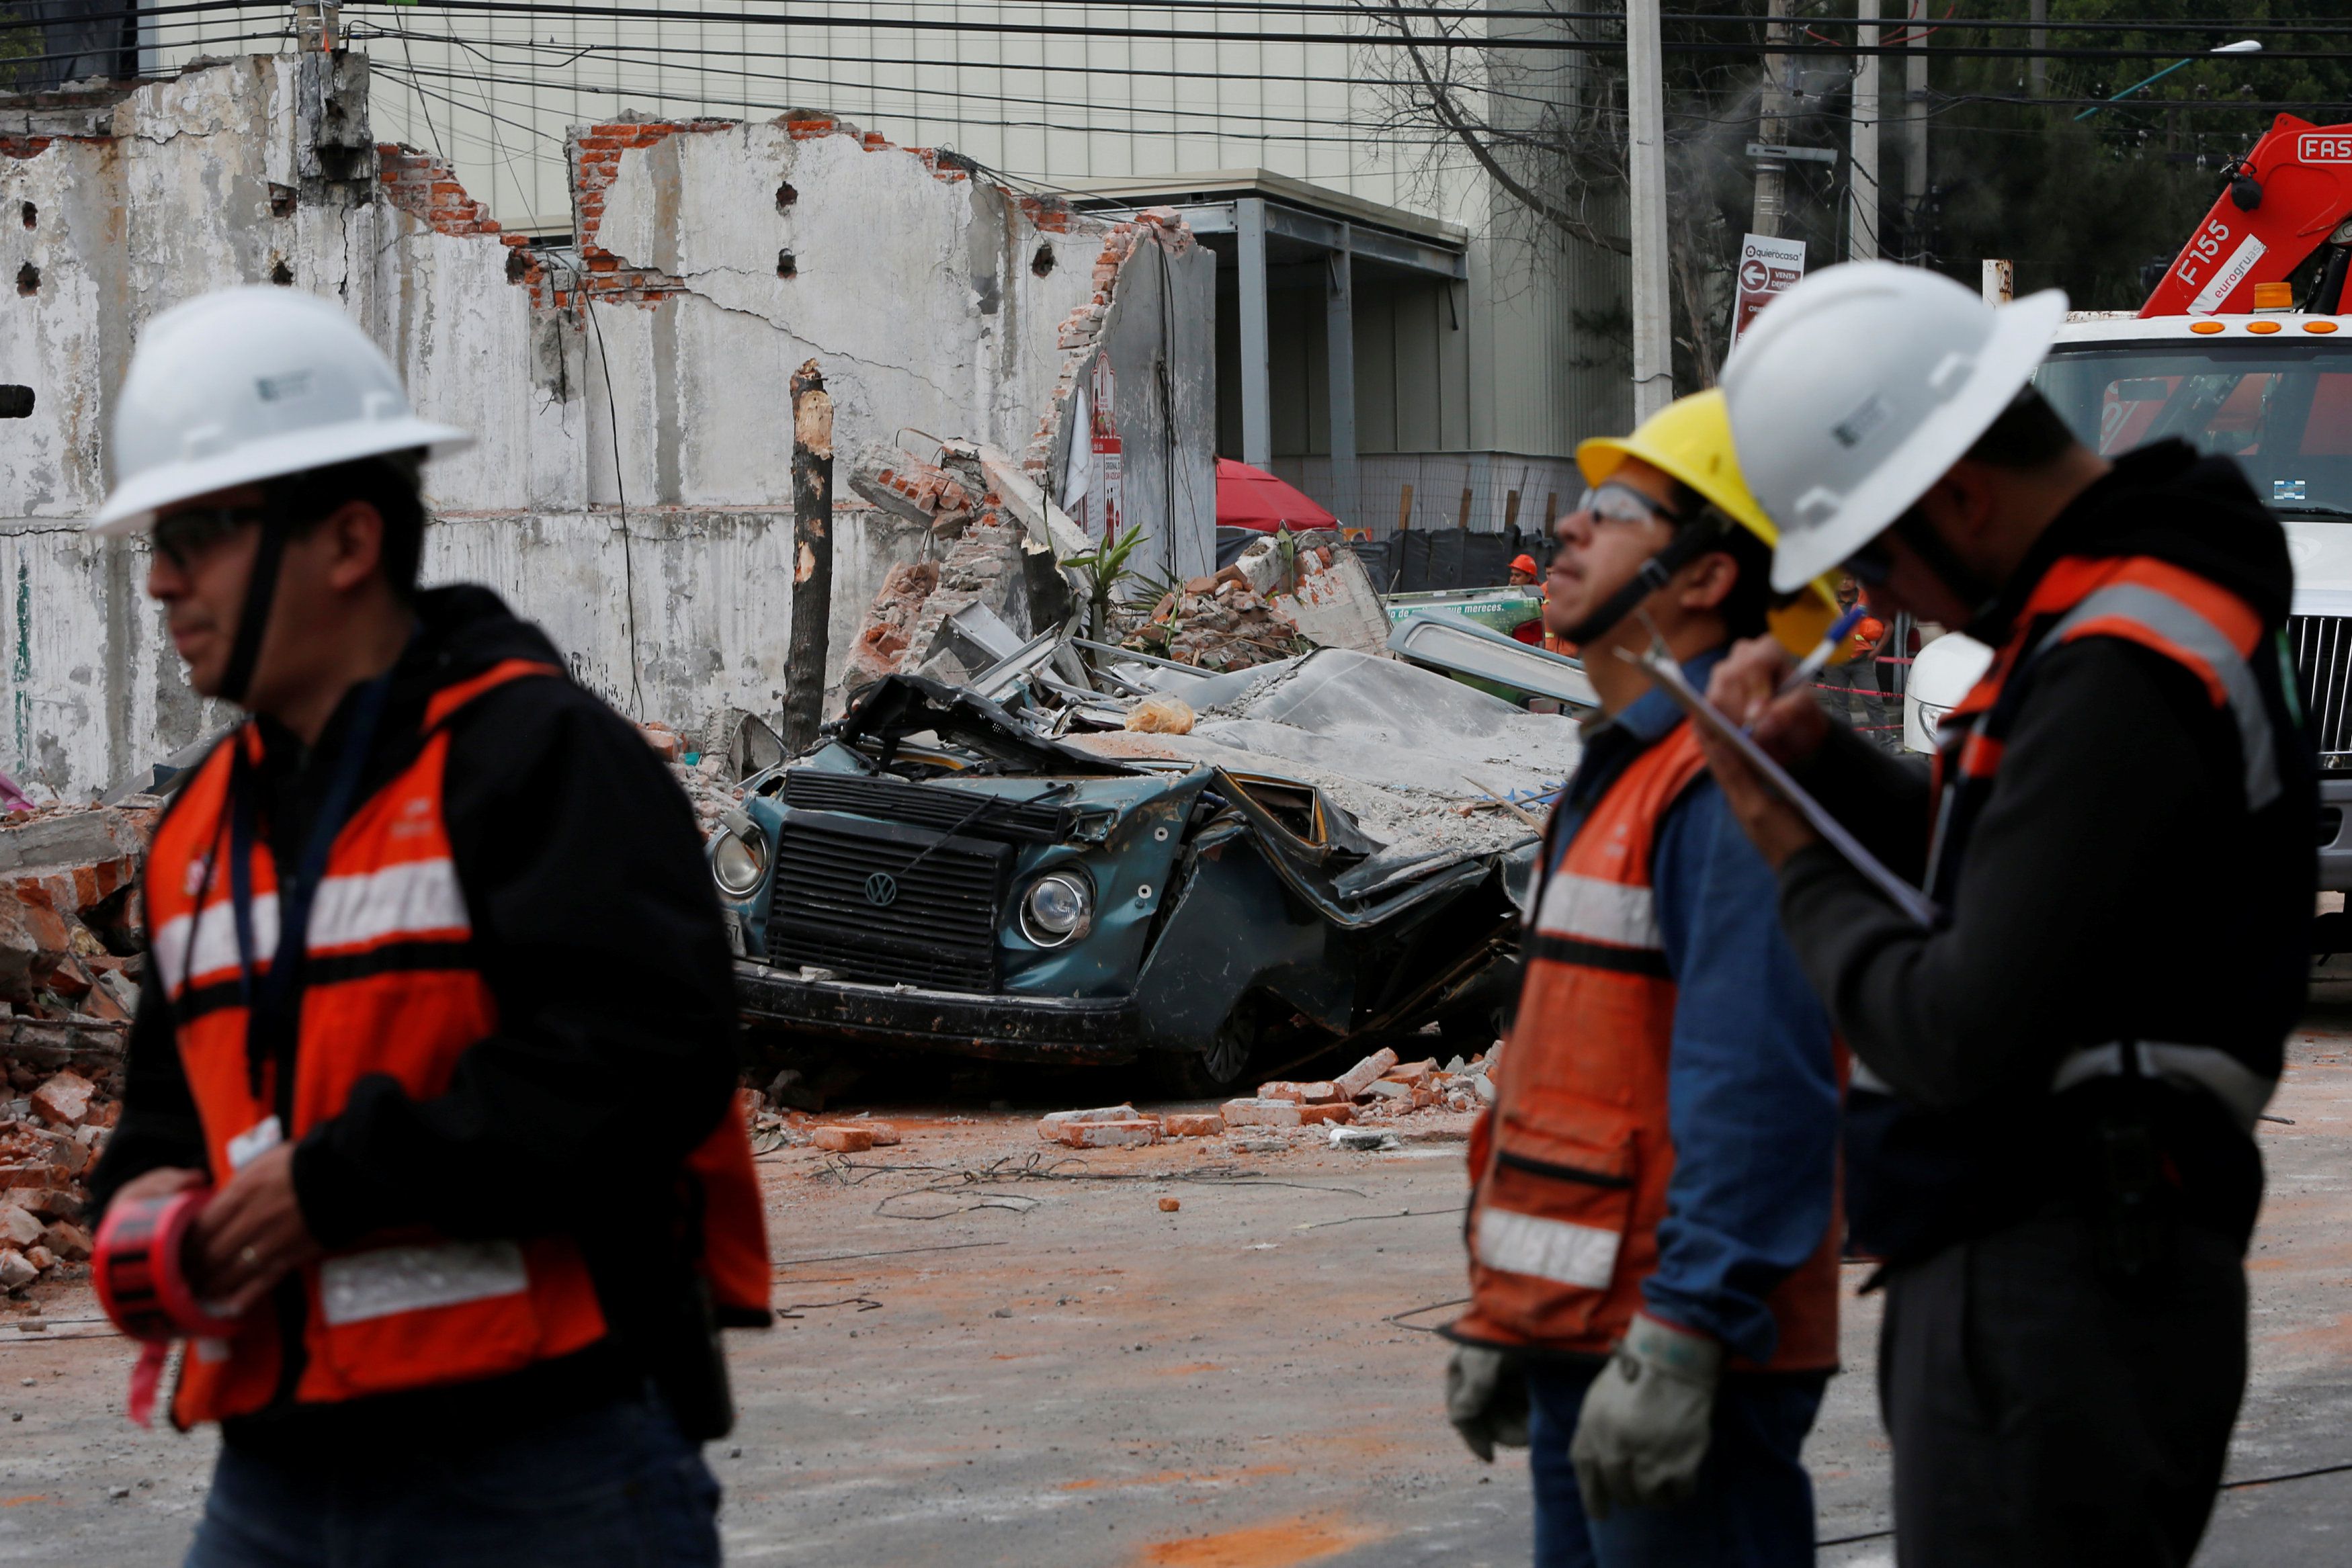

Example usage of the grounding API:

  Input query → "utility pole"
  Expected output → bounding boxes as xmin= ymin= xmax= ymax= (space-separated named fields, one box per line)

xmin=784 ymin=359 xmax=834 ymax=754
xmin=1849 ymin=0 xmax=1878 ymax=261
xmin=2029 ymin=0 xmax=2047 ymax=97
xmin=1751 ymin=0 xmax=1792 ymax=237
xmin=1628 ymin=0 xmax=1673 ymax=419
xmin=1904 ymin=0 xmax=1928 ymax=262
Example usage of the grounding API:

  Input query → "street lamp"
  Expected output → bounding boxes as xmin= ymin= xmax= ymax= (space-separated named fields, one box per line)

xmin=2076 ymin=39 xmax=2263 ymax=122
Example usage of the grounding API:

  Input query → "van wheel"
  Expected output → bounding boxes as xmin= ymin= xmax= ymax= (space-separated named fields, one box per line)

xmin=1151 ymin=1010 xmax=1257 ymax=1100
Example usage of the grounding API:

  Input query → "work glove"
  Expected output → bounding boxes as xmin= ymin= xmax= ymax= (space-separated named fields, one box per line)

xmin=1443 ymin=1343 xmax=1529 ymax=1463
xmin=1568 ymin=1312 xmax=1720 ymax=1518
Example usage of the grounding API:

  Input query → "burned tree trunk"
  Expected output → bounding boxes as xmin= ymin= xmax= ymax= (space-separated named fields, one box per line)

xmin=783 ymin=359 xmax=834 ymax=754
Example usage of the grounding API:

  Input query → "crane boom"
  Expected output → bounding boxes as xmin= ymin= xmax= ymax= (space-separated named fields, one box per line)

xmin=2140 ymin=114 xmax=2352 ymax=318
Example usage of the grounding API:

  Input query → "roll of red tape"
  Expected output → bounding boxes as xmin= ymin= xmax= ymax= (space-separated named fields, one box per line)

xmin=93 ymin=1189 xmax=242 ymax=1428
xmin=93 ymin=1188 xmax=240 ymax=1342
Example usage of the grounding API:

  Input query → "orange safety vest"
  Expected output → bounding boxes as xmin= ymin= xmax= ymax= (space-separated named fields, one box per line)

xmin=1453 ymin=724 xmax=1840 ymax=1368
xmin=145 ymin=659 xmax=769 ymax=1428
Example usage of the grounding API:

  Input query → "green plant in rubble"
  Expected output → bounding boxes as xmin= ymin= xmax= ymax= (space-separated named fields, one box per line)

xmin=1060 ymin=523 xmax=1152 ymax=642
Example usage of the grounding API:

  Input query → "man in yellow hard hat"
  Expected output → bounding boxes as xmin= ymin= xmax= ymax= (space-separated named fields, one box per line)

xmin=1441 ymin=390 xmax=1844 ymax=1566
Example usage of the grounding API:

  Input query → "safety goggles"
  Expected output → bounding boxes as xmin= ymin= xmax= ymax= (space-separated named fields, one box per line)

xmin=152 ymin=505 xmax=267 ymax=571
xmin=1574 ymin=481 xmax=1687 ymax=529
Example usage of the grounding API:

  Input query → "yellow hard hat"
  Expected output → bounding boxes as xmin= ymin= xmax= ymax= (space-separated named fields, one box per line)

xmin=1574 ymin=389 xmax=1841 ymax=656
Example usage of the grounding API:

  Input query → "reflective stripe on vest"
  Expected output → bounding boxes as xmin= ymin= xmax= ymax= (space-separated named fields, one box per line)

xmin=2052 ymin=1040 xmax=2278 ymax=1133
xmin=1933 ymin=555 xmax=2285 ymax=897
xmin=1454 ymin=722 xmax=1841 ymax=1370
xmin=2043 ymin=582 xmax=2281 ymax=812
xmin=142 ymin=662 xmax=771 ymax=1426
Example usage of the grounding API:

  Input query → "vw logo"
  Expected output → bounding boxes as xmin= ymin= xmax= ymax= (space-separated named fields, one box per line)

xmin=864 ymin=871 xmax=900 ymax=907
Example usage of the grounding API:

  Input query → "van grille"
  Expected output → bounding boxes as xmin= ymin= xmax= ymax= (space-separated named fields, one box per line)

xmin=782 ymin=771 xmax=1068 ymax=844
xmin=2292 ymin=615 xmax=2352 ymax=765
xmin=764 ymin=811 xmax=1009 ymax=992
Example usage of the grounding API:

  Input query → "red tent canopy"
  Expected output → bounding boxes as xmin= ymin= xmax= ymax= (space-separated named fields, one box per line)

xmin=1214 ymin=458 xmax=1339 ymax=532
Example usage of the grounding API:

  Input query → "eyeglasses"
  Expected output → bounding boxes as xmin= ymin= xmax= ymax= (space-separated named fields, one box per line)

xmin=151 ymin=505 xmax=266 ymax=570
xmin=1573 ymin=481 xmax=1687 ymax=529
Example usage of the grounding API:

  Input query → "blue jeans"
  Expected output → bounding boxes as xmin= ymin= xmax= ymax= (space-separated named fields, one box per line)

xmin=1526 ymin=1360 xmax=1827 ymax=1568
xmin=183 ymin=1391 xmax=721 ymax=1568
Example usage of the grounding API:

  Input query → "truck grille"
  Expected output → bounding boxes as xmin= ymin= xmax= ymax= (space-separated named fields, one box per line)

xmin=783 ymin=770 xmax=1068 ymax=844
xmin=2292 ymin=615 xmax=2352 ymax=764
xmin=764 ymin=810 xmax=1009 ymax=991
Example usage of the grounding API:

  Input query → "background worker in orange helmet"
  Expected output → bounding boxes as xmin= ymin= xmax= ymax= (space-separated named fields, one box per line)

xmin=1812 ymin=575 xmax=1892 ymax=744
xmin=1509 ymin=552 xmax=1581 ymax=654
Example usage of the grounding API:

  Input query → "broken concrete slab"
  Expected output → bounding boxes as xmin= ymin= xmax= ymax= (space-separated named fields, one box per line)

xmin=1256 ymin=1080 xmax=1340 ymax=1105
xmin=1219 ymin=1098 xmax=1304 ymax=1129
xmin=1334 ymin=1047 xmax=1400 ymax=1100
xmin=1052 ymin=1119 xmax=1161 ymax=1149
xmin=1038 ymin=1105 xmax=1143 ymax=1141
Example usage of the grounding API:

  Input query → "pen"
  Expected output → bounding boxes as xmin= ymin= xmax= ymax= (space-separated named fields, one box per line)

xmin=1769 ymin=603 xmax=1870 ymax=705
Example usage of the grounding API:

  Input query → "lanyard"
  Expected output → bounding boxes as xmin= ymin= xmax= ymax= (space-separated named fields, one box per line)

xmin=225 ymin=673 xmax=395 ymax=1103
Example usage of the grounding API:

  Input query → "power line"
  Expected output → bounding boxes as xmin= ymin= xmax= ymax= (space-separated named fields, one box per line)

xmin=354 ymin=25 xmax=1581 ymax=134
xmin=368 ymin=56 xmax=1436 ymax=144
xmin=316 ymin=1 xmax=2352 ymax=64
xmin=153 ymin=1 xmax=2352 ymax=38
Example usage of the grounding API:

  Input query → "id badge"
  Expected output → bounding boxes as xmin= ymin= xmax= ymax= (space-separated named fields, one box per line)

xmin=226 ymin=1115 xmax=284 ymax=1173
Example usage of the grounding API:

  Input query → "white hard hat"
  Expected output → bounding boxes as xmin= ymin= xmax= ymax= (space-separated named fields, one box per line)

xmin=1720 ymin=261 xmax=2069 ymax=593
xmin=91 ymin=286 xmax=471 ymax=536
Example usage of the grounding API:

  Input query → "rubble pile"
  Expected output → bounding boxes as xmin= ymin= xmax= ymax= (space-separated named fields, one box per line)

xmin=1034 ymin=1043 xmax=1498 ymax=1151
xmin=1126 ymin=571 xmax=1308 ymax=673
xmin=0 ymin=800 xmax=155 ymax=1295
xmin=668 ymin=748 xmax=749 ymax=840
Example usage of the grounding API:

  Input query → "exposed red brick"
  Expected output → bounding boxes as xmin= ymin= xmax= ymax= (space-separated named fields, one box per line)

xmin=29 ymin=1071 xmax=93 ymax=1128
xmin=1161 ymin=1113 xmax=1222 ymax=1139
xmin=812 ymin=1125 xmax=876 ymax=1153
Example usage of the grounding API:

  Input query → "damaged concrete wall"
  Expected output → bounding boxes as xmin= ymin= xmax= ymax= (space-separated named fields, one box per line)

xmin=0 ymin=53 xmax=1212 ymax=799
xmin=1050 ymin=214 xmax=1219 ymax=586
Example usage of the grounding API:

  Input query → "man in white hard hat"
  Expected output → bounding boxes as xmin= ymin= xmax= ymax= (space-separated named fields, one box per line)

xmin=83 ymin=286 xmax=769 ymax=1566
xmin=1696 ymin=260 xmax=2312 ymax=1565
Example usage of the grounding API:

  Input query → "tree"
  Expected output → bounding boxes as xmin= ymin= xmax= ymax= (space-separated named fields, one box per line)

xmin=1359 ymin=0 xmax=2352 ymax=380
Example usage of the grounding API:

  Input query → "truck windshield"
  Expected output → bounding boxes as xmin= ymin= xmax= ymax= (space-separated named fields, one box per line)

xmin=2035 ymin=341 xmax=2352 ymax=519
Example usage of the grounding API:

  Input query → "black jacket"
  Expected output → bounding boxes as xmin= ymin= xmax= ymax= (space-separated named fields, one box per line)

xmin=89 ymin=585 xmax=745 ymax=1452
xmin=1781 ymin=443 xmax=2314 ymax=1263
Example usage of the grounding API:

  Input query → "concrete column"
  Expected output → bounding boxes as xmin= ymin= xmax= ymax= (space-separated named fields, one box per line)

xmin=1752 ymin=0 xmax=1792 ymax=238
xmin=1905 ymin=0 xmax=1929 ymax=248
xmin=1325 ymin=227 xmax=1357 ymax=527
xmin=1849 ymin=0 xmax=1879 ymax=261
xmin=1627 ymin=0 xmax=1673 ymax=419
xmin=1236 ymin=197 xmax=1273 ymax=469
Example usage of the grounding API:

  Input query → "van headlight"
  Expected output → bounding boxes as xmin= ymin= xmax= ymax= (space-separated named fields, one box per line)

xmin=1018 ymin=872 xmax=1094 ymax=947
xmin=710 ymin=822 xmax=769 ymax=898
xmin=1915 ymin=703 xmax=1952 ymax=745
